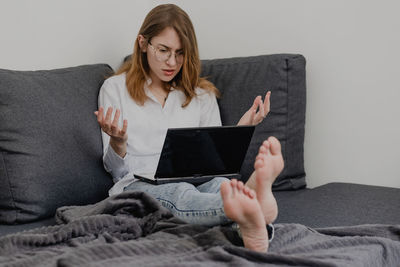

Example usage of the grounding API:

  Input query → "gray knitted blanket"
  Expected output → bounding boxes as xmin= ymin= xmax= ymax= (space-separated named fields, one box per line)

xmin=1 ymin=191 xmax=400 ymax=266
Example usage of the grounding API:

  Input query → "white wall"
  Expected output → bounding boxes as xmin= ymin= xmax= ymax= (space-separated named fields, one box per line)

xmin=0 ymin=0 xmax=150 ymax=70
xmin=1 ymin=0 xmax=399 ymax=188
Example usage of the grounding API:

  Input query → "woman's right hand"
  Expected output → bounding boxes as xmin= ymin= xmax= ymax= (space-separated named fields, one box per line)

xmin=94 ymin=107 xmax=128 ymax=158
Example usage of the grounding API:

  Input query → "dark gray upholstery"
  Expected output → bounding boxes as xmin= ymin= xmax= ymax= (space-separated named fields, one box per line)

xmin=2 ymin=182 xmax=400 ymax=237
xmin=274 ymin=183 xmax=400 ymax=228
xmin=0 ymin=217 xmax=56 ymax=237
xmin=201 ymin=54 xmax=306 ymax=190
xmin=1 ymin=55 xmax=399 ymax=240
xmin=0 ymin=65 xmax=114 ymax=224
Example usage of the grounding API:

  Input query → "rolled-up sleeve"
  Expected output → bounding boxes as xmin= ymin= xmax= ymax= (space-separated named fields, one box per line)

xmin=102 ymin=145 xmax=130 ymax=183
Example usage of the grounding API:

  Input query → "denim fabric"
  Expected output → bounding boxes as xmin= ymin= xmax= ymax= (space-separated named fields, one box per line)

xmin=124 ymin=177 xmax=275 ymax=242
xmin=124 ymin=177 xmax=231 ymax=226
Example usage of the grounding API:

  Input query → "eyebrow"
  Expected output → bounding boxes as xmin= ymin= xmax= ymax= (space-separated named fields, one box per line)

xmin=157 ymin=43 xmax=183 ymax=52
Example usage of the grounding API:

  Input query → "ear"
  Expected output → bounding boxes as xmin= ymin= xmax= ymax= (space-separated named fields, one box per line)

xmin=138 ymin=35 xmax=147 ymax=52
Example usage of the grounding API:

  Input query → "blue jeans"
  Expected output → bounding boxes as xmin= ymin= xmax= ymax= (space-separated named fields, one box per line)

xmin=124 ymin=177 xmax=231 ymax=226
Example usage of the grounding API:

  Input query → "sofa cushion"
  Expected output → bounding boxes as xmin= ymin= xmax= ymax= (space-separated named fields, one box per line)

xmin=201 ymin=54 xmax=307 ymax=190
xmin=274 ymin=183 xmax=400 ymax=227
xmin=0 ymin=64 xmax=114 ymax=224
xmin=0 ymin=217 xmax=56 ymax=237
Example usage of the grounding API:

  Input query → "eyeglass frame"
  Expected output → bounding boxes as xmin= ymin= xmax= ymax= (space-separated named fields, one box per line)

xmin=147 ymin=41 xmax=184 ymax=64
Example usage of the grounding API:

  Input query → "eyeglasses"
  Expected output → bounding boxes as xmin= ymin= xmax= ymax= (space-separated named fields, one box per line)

xmin=148 ymin=41 xmax=184 ymax=64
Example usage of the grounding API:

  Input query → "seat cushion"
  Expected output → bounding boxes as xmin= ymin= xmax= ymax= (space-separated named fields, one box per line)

xmin=201 ymin=54 xmax=307 ymax=190
xmin=0 ymin=64 xmax=114 ymax=224
xmin=0 ymin=217 xmax=56 ymax=237
xmin=274 ymin=182 xmax=400 ymax=227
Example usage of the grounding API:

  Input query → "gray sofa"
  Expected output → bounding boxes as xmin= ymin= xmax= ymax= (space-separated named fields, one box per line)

xmin=1 ymin=54 xmax=399 ymax=265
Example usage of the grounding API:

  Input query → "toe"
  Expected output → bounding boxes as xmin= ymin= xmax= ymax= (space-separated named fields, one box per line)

xmin=243 ymin=186 xmax=250 ymax=195
xmin=268 ymin=136 xmax=282 ymax=155
xmin=231 ymin=179 xmax=238 ymax=188
xmin=237 ymin=181 xmax=244 ymax=191
xmin=230 ymin=180 xmax=239 ymax=196
xmin=259 ymin=143 xmax=268 ymax=155
xmin=263 ymin=140 xmax=271 ymax=150
xmin=256 ymin=154 xmax=265 ymax=162
xmin=248 ymin=189 xmax=256 ymax=199
xmin=220 ymin=181 xmax=232 ymax=201
xmin=254 ymin=158 xmax=264 ymax=170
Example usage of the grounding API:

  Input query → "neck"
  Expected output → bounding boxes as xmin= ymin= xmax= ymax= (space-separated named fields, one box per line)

xmin=149 ymin=83 xmax=169 ymax=101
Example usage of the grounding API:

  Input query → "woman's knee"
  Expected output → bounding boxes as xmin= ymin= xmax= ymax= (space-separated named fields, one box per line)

xmin=196 ymin=176 xmax=229 ymax=193
xmin=172 ymin=182 xmax=198 ymax=198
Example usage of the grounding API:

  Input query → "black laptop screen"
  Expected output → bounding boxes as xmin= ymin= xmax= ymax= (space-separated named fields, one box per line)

xmin=156 ymin=126 xmax=255 ymax=178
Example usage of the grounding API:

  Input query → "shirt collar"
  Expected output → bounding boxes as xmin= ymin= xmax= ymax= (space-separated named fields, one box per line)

xmin=144 ymin=77 xmax=152 ymax=97
xmin=145 ymin=77 xmax=152 ymax=86
xmin=144 ymin=76 xmax=176 ymax=94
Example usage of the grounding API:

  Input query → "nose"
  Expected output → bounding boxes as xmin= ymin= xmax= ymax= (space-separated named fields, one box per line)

xmin=166 ymin=53 xmax=177 ymax=66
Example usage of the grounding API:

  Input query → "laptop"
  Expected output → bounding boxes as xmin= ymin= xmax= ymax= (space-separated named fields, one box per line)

xmin=134 ymin=125 xmax=255 ymax=185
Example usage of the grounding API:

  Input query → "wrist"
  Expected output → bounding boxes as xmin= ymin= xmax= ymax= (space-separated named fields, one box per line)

xmin=109 ymin=139 xmax=127 ymax=158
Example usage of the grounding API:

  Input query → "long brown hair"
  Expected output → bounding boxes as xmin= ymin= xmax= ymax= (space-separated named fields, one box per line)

xmin=115 ymin=4 xmax=219 ymax=107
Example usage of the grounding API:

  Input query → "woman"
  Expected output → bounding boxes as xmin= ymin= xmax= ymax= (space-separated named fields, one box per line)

xmin=95 ymin=4 xmax=283 ymax=253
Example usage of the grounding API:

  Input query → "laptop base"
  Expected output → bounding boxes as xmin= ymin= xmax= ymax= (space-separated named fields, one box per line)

xmin=134 ymin=173 xmax=241 ymax=185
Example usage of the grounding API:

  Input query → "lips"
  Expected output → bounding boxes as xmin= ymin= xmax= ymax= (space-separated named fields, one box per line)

xmin=162 ymin=69 xmax=175 ymax=76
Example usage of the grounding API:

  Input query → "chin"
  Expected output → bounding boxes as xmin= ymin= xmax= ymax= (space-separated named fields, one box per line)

xmin=163 ymin=77 xmax=174 ymax=82
xmin=160 ymin=75 xmax=176 ymax=82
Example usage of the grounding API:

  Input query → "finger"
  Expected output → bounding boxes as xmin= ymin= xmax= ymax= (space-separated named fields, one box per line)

xmin=96 ymin=107 xmax=103 ymax=120
xmin=264 ymin=91 xmax=271 ymax=115
xmin=120 ymin=119 xmax=128 ymax=137
xmin=111 ymin=109 xmax=121 ymax=134
xmin=250 ymin=108 xmax=256 ymax=125
xmin=250 ymin=96 xmax=260 ymax=111
xmin=259 ymin=95 xmax=265 ymax=118
xmin=105 ymin=107 xmax=113 ymax=122
xmin=103 ymin=107 xmax=113 ymax=131
xmin=253 ymin=107 xmax=263 ymax=124
xmin=96 ymin=107 xmax=104 ymax=126
xmin=251 ymin=96 xmax=263 ymax=122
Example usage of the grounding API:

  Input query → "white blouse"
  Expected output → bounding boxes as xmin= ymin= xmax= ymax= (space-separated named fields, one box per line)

xmin=98 ymin=73 xmax=222 ymax=195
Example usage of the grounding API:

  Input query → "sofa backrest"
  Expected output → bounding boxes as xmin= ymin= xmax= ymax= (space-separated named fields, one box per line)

xmin=201 ymin=54 xmax=307 ymax=190
xmin=0 ymin=64 xmax=114 ymax=224
xmin=0 ymin=54 xmax=307 ymax=224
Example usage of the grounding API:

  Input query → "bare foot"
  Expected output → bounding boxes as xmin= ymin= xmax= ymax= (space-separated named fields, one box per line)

xmin=245 ymin=136 xmax=284 ymax=224
xmin=221 ymin=179 xmax=269 ymax=252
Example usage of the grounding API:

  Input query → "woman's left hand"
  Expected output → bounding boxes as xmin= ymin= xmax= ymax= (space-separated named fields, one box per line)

xmin=237 ymin=91 xmax=271 ymax=126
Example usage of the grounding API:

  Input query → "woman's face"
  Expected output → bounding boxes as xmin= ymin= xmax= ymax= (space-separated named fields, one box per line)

xmin=144 ymin=27 xmax=184 ymax=85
